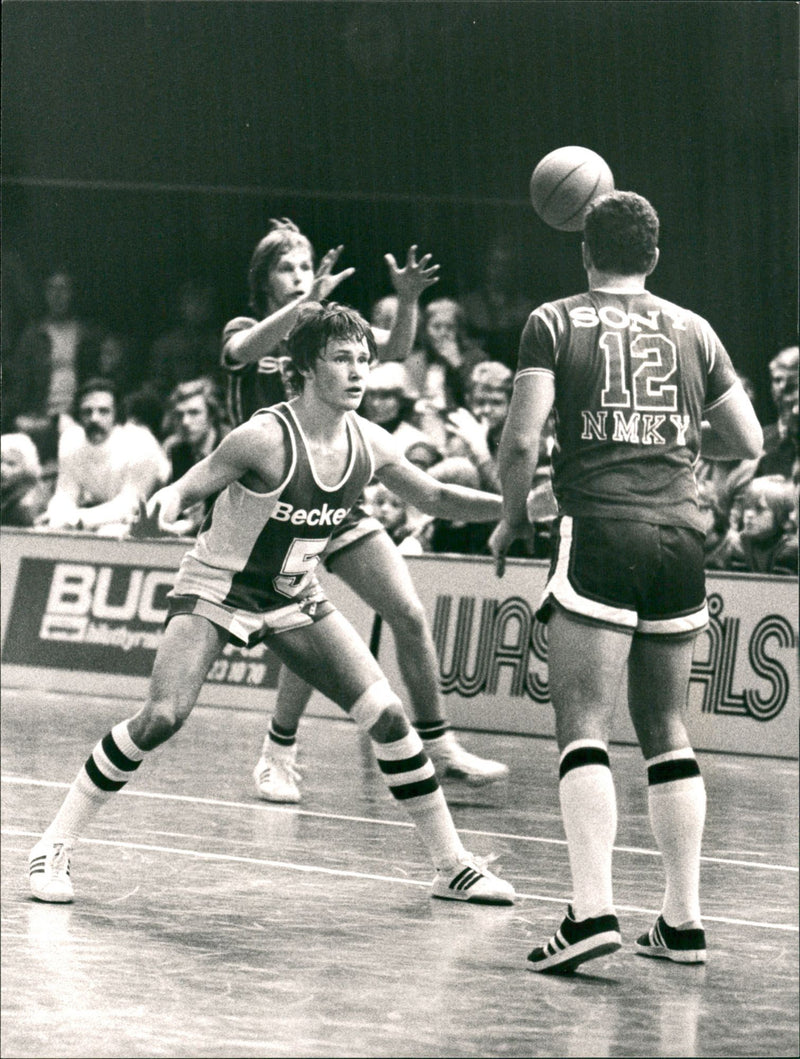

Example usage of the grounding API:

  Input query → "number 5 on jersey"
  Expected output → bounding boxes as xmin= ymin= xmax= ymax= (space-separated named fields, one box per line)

xmin=273 ymin=537 xmax=329 ymax=597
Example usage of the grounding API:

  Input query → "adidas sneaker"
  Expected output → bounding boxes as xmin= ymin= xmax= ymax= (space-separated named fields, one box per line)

xmin=527 ymin=904 xmax=621 ymax=973
xmin=635 ymin=914 xmax=707 ymax=963
xmin=431 ymin=854 xmax=515 ymax=905
xmin=253 ymin=744 xmax=302 ymax=803
xmin=29 ymin=839 xmax=74 ymax=903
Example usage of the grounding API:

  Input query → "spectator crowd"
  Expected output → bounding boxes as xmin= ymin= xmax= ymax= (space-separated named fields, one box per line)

xmin=1 ymin=249 xmax=797 ymax=577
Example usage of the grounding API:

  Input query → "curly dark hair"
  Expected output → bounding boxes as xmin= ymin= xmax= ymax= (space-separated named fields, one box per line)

xmin=583 ymin=191 xmax=659 ymax=275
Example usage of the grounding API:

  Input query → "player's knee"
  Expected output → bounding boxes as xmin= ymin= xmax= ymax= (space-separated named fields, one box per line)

xmin=135 ymin=699 xmax=187 ymax=748
xmin=348 ymin=678 xmax=408 ymax=742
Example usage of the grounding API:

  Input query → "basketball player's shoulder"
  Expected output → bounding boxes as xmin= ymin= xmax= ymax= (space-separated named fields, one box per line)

xmin=645 ymin=291 xmax=707 ymax=331
xmin=237 ymin=406 xmax=291 ymax=451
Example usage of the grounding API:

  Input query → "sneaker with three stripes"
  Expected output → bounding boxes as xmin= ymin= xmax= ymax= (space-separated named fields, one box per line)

xmin=526 ymin=904 xmax=621 ymax=973
xmin=431 ymin=854 xmax=515 ymax=904
xmin=635 ymin=914 xmax=707 ymax=963
xmin=29 ymin=839 xmax=74 ymax=903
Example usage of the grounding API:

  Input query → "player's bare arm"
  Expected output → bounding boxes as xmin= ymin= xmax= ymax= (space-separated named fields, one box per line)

xmin=700 ymin=380 xmax=763 ymax=460
xmin=225 ymin=246 xmax=355 ymax=366
xmin=491 ymin=371 xmax=555 ymax=576
xmin=363 ymin=418 xmax=502 ymax=523
xmin=377 ymin=245 xmax=440 ymax=362
xmin=145 ymin=415 xmax=289 ymax=526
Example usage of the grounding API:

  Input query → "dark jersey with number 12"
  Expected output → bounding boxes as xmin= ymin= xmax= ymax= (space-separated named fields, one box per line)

xmin=516 ymin=288 xmax=739 ymax=532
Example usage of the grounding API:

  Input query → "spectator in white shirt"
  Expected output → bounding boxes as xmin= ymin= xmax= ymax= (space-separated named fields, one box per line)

xmin=40 ymin=378 xmax=169 ymax=535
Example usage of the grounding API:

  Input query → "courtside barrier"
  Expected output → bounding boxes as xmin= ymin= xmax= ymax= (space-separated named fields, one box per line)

xmin=1 ymin=528 xmax=797 ymax=757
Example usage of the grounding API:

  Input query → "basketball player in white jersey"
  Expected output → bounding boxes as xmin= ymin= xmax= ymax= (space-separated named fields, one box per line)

xmin=29 ymin=302 xmax=516 ymax=909
xmin=222 ymin=220 xmax=508 ymax=801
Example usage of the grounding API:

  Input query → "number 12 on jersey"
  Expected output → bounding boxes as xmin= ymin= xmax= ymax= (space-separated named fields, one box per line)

xmin=600 ymin=332 xmax=678 ymax=412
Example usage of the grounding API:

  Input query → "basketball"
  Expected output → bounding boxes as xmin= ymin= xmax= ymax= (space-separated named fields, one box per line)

xmin=529 ymin=147 xmax=615 ymax=231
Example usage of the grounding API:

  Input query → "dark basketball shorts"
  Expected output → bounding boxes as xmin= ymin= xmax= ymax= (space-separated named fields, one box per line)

xmin=537 ymin=515 xmax=708 ymax=636
xmin=322 ymin=501 xmax=383 ymax=568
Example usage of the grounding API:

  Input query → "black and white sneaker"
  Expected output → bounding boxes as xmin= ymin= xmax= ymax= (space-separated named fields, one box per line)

xmin=635 ymin=915 xmax=706 ymax=963
xmin=431 ymin=854 xmax=515 ymax=904
xmin=527 ymin=904 xmax=621 ymax=973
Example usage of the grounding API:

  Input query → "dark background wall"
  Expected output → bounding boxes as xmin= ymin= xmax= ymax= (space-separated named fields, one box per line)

xmin=3 ymin=0 xmax=797 ymax=419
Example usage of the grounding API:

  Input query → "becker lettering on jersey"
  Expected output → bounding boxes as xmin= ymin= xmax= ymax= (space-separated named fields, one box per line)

xmin=271 ymin=500 xmax=348 ymax=526
xmin=569 ymin=306 xmax=688 ymax=331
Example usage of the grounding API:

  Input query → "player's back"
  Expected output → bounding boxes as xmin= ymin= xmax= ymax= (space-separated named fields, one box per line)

xmin=517 ymin=289 xmax=738 ymax=530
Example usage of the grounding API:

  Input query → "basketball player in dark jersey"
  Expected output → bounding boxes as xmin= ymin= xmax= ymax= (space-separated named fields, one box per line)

xmin=29 ymin=302 xmax=515 ymax=908
xmin=490 ymin=192 xmax=762 ymax=973
xmin=223 ymin=220 xmax=508 ymax=804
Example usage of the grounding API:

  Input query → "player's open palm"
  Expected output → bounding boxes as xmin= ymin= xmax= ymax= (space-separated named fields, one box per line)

xmin=385 ymin=245 xmax=440 ymax=301
xmin=310 ymin=245 xmax=355 ymax=302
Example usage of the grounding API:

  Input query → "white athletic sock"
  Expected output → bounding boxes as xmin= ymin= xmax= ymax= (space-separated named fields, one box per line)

xmin=558 ymin=739 xmax=617 ymax=921
xmin=42 ymin=720 xmax=146 ymax=848
xmin=372 ymin=730 xmax=467 ymax=871
xmin=646 ymin=748 xmax=706 ymax=927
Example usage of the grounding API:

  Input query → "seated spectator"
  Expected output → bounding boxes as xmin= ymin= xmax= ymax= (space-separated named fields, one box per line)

xmin=149 ymin=279 xmax=224 ymax=400
xmin=160 ymin=378 xmax=229 ymax=535
xmin=39 ymin=378 xmax=169 ymax=536
xmin=756 ymin=347 xmax=798 ymax=481
xmin=459 ymin=231 xmax=536 ymax=369
xmin=725 ymin=475 xmax=797 ymax=576
xmin=1 ymin=433 xmax=50 ymax=527
xmin=7 ymin=266 xmax=103 ymax=469
xmin=405 ymin=298 xmax=487 ymax=440
xmin=364 ymin=481 xmax=424 ymax=555
xmin=696 ymin=479 xmax=739 ymax=570
xmin=360 ymin=362 xmax=431 ymax=455
xmin=441 ymin=360 xmax=514 ymax=493
xmin=123 ymin=386 xmax=168 ymax=442
xmin=370 ymin=294 xmax=400 ymax=333
xmin=442 ymin=360 xmax=557 ymax=547
xmin=695 ymin=374 xmax=761 ymax=526
xmin=763 ymin=346 xmax=798 ymax=437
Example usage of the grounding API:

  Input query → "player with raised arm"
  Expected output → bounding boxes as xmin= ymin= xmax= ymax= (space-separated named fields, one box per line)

xmin=223 ymin=220 xmax=508 ymax=804
xmin=490 ymin=191 xmax=762 ymax=973
xmin=28 ymin=302 xmax=516 ymax=908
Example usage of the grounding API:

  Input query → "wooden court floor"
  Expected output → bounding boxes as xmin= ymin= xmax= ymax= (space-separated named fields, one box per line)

xmin=1 ymin=688 xmax=797 ymax=1059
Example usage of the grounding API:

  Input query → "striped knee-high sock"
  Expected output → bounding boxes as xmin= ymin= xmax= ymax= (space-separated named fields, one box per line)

xmin=373 ymin=729 xmax=466 ymax=871
xmin=43 ymin=721 xmax=146 ymax=847
xmin=559 ymin=739 xmax=617 ymax=921
xmin=646 ymin=748 xmax=706 ymax=927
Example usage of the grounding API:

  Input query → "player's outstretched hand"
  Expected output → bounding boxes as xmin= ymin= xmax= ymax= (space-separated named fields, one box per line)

xmin=129 ymin=498 xmax=166 ymax=539
xmin=385 ymin=245 xmax=440 ymax=301
xmin=311 ymin=245 xmax=356 ymax=302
